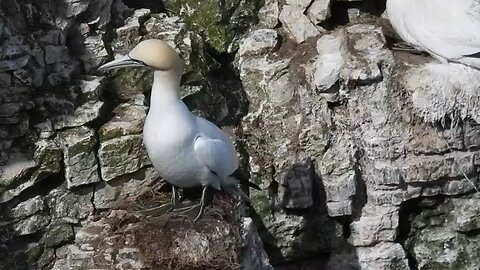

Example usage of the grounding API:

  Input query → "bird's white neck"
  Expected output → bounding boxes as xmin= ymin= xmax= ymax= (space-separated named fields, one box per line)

xmin=149 ymin=70 xmax=182 ymax=111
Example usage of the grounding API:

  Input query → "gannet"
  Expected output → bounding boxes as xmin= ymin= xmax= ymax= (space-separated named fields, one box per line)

xmin=386 ymin=0 xmax=480 ymax=69
xmin=98 ymin=39 xmax=255 ymax=221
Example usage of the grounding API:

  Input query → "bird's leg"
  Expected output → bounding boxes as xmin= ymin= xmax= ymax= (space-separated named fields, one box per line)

xmin=167 ymin=185 xmax=177 ymax=212
xmin=171 ymin=186 xmax=208 ymax=222
xmin=193 ymin=186 xmax=207 ymax=222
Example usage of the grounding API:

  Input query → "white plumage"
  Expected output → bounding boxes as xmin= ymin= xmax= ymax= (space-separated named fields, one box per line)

xmin=142 ymin=71 xmax=239 ymax=191
xmin=98 ymin=39 xmax=242 ymax=221
xmin=387 ymin=0 xmax=480 ymax=68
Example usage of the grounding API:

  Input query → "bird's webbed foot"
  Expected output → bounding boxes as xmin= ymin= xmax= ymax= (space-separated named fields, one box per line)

xmin=171 ymin=186 xmax=207 ymax=222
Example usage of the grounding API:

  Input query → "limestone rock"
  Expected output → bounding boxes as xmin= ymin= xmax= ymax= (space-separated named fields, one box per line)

xmin=62 ymin=0 xmax=89 ymax=18
xmin=238 ymin=29 xmax=279 ymax=57
xmin=0 ymin=152 xmax=37 ymax=193
xmin=306 ymin=0 xmax=332 ymax=24
xmin=81 ymin=0 xmax=114 ymax=30
xmin=263 ymin=212 xmax=343 ymax=262
xmin=50 ymin=76 xmax=105 ymax=130
xmin=340 ymin=24 xmax=388 ymax=85
xmin=350 ymin=206 xmax=399 ymax=246
xmin=98 ymin=97 xmax=150 ymax=182
xmin=80 ymin=34 xmax=109 ymax=73
xmin=112 ymin=8 xmax=151 ymax=55
xmin=317 ymin=135 xmax=357 ymax=217
xmin=110 ymin=11 xmax=217 ymax=99
xmin=279 ymin=5 xmax=323 ymax=43
xmin=452 ymin=197 xmax=480 ymax=232
xmin=237 ymin=56 xmax=290 ymax=109
xmin=285 ymin=0 xmax=312 ymax=11
xmin=0 ymin=140 xmax=62 ymax=203
xmin=46 ymin=186 xmax=94 ymax=223
xmin=13 ymin=214 xmax=51 ymax=235
xmin=404 ymin=197 xmax=480 ymax=270
xmin=60 ymin=127 xmax=101 ymax=188
xmin=464 ymin=123 xmax=480 ymax=149
xmin=9 ymin=195 xmax=46 ymax=220
xmin=240 ymin=218 xmax=274 ymax=270
xmin=310 ymin=29 xmax=348 ymax=92
xmin=93 ymin=167 xmax=159 ymax=209
xmin=42 ymin=224 xmax=75 ymax=247
xmin=258 ymin=0 xmax=279 ymax=28
xmin=278 ymin=159 xmax=315 ymax=209
xmin=357 ymin=243 xmax=409 ymax=270
xmin=162 ymin=0 xmax=260 ymax=53
xmin=98 ymin=95 xmax=146 ymax=141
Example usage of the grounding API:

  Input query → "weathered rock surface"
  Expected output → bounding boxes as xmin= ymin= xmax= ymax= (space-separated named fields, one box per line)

xmin=402 ymin=196 xmax=480 ymax=270
xmin=240 ymin=218 xmax=274 ymax=270
xmin=60 ymin=127 xmax=101 ymax=188
xmin=279 ymin=5 xmax=323 ymax=43
xmin=306 ymin=0 xmax=333 ymax=24
xmin=161 ymin=0 xmax=261 ymax=53
xmin=98 ymin=95 xmax=150 ymax=181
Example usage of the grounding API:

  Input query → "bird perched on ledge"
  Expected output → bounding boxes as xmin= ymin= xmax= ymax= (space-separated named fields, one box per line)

xmin=386 ymin=0 xmax=480 ymax=69
xmin=98 ymin=39 xmax=257 ymax=221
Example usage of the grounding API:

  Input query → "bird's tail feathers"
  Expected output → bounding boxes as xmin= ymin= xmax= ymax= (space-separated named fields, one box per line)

xmin=229 ymin=170 xmax=261 ymax=190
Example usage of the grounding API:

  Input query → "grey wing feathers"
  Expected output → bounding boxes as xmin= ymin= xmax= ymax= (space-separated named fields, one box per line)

xmin=194 ymin=136 xmax=238 ymax=178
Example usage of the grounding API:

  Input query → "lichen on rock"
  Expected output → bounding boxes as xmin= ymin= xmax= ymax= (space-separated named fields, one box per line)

xmin=162 ymin=0 xmax=262 ymax=53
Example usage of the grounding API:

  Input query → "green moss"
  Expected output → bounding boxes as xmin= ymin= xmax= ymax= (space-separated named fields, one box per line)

xmin=182 ymin=33 xmax=219 ymax=84
xmin=101 ymin=136 xmax=147 ymax=166
xmin=164 ymin=0 xmax=228 ymax=52
xmin=243 ymin=71 xmax=268 ymax=101
xmin=112 ymin=68 xmax=153 ymax=99
xmin=250 ymin=185 xmax=272 ymax=219
xmin=35 ymin=143 xmax=62 ymax=173
xmin=67 ymin=141 xmax=92 ymax=158
xmin=163 ymin=0 xmax=261 ymax=53
xmin=98 ymin=126 xmax=125 ymax=142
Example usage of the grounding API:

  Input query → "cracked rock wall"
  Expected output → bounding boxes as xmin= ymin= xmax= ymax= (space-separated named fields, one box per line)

xmin=1 ymin=0 xmax=480 ymax=269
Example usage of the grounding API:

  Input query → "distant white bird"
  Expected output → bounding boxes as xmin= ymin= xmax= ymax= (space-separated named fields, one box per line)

xmin=98 ymin=39 xmax=257 ymax=221
xmin=387 ymin=0 xmax=480 ymax=69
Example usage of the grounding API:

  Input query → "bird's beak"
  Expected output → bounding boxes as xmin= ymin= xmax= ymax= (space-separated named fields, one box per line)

xmin=97 ymin=55 xmax=146 ymax=72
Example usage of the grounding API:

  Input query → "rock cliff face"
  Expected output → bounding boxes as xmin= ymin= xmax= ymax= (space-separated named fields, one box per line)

xmin=1 ymin=0 xmax=479 ymax=269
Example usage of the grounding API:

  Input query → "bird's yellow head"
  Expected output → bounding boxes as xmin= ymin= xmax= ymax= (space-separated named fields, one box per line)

xmin=98 ymin=39 xmax=183 ymax=72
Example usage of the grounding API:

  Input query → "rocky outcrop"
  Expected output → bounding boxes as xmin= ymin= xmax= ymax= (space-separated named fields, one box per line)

xmin=1 ymin=0 xmax=480 ymax=269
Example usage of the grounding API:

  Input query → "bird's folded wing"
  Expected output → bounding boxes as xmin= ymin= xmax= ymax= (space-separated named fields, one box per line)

xmin=408 ymin=0 xmax=480 ymax=58
xmin=194 ymin=135 xmax=238 ymax=179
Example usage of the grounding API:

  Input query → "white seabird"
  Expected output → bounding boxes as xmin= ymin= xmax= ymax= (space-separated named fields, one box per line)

xmin=98 ymin=39 xmax=256 ymax=221
xmin=386 ymin=0 xmax=480 ymax=69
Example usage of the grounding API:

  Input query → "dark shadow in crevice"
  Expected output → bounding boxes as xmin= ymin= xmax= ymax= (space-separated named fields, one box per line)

xmin=352 ymin=149 xmax=368 ymax=220
xmin=121 ymin=0 xmax=167 ymax=13
xmin=0 ymin=174 xmax=62 ymax=270
xmin=396 ymin=196 xmax=447 ymax=270
xmin=320 ymin=0 xmax=386 ymax=30
xmin=250 ymin=160 xmax=362 ymax=269
xmin=183 ymin=52 xmax=249 ymax=127
xmin=2 ymin=173 xmax=65 ymax=212
xmin=360 ymin=0 xmax=387 ymax=16
xmin=321 ymin=1 xmax=352 ymax=29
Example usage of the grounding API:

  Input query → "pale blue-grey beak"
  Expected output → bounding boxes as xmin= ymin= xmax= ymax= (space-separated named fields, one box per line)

xmin=97 ymin=55 xmax=146 ymax=72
